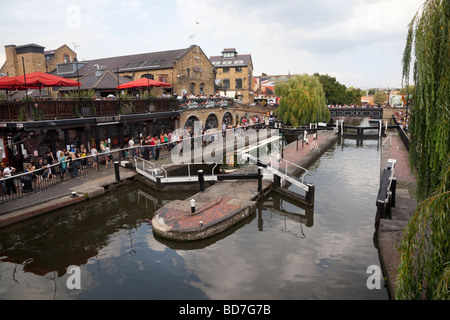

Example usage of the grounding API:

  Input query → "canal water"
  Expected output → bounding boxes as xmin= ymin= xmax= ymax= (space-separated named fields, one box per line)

xmin=0 ymin=122 xmax=388 ymax=300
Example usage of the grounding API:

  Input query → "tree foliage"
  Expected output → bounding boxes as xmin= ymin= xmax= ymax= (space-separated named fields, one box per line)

xmin=402 ymin=0 xmax=450 ymax=199
xmin=373 ymin=91 xmax=388 ymax=106
xmin=396 ymin=0 xmax=450 ymax=300
xmin=275 ymin=74 xmax=330 ymax=126
xmin=396 ymin=159 xmax=450 ymax=300
xmin=313 ymin=73 xmax=362 ymax=105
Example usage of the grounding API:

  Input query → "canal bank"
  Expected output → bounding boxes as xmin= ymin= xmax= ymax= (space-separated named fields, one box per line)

xmin=0 ymin=167 xmax=138 ymax=228
xmin=376 ymin=130 xmax=417 ymax=299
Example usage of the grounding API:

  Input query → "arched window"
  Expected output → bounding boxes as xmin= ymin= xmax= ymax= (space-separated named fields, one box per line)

xmin=205 ymin=114 xmax=218 ymax=129
xmin=142 ymin=74 xmax=154 ymax=80
xmin=222 ymin=112 xmax=232 ymax=126
xmin=185 ymin=116 xmax=200 ymax=130
xmin=63 ymin=54 xmax=70 ymax=63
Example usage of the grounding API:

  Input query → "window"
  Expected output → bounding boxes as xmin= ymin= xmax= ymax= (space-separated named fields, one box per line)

xmin=235 ymin=67 xmax=242 ymax=73
xmin=142 ymin=74 xmax=154 ymax=80
xmin=223 ymin=67 xmax=230 ymax=73
xmin=223 ymin=52 xmax=236 ymax=58
xmin=63 ymin=54 xmax=70 ymax=63
xmin=235 ymin=78 xmax=243 ymax=89
xmin=223 ymin=79 xmax=230 ymax=89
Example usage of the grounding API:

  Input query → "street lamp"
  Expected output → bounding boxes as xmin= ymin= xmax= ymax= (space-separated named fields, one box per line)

xmin=386 ymin=88 xmax=391 ymax=106
xmin=21 ymin=57 xmax=29 ymax=101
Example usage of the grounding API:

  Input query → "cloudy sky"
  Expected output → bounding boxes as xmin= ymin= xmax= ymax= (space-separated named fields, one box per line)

xmin=0 ymin=0 xmax=424 ymax=90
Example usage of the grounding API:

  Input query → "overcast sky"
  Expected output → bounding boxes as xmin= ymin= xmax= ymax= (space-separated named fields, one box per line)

xmin=0 ymin=0 xmax=424 ymax=90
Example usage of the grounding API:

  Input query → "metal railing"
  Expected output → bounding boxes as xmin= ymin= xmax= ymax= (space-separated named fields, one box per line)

xmin=0 ymin=148 xmax=123 ymax=205
xmin=0 ymin=97 xmax=235 ymax=121
xmin=0 ymin=123 xmax=276 ymax=205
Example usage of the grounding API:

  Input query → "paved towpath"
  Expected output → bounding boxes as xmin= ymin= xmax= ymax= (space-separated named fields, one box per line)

xmin=377 ymin=129 xmax=417 ymax=299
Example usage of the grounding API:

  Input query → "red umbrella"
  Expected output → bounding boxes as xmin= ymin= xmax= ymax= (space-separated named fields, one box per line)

xmin=0 ymin=76 xmax=21 ymax=88
xmin=117 ymin=77 xmax=171 ymax=89
xmin=0 ymin=76 xmax=39 ymax=90
xmin=15 ymin=71 xmax=80 ymax=87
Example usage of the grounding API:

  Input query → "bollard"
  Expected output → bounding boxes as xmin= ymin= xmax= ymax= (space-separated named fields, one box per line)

xmin=198 ymin=170 xmax=205 ymax=192
xmin=114 ymin=161 xmax=120 ymax=182
xmin=191 ymin=199 xmax=196 ymax=213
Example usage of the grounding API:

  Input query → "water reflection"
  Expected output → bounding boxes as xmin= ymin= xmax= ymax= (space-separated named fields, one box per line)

xmin=0 ymin=135 xmax=388 ymax=300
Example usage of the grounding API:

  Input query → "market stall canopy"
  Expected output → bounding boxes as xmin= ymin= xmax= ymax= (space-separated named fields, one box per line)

xmin=15 ymin=71 xmax=80 ymax=88
xmin=0 ymin=76 xmax=38 ymax=90
xmin=117 ymin=77 xmax=171 ymax=89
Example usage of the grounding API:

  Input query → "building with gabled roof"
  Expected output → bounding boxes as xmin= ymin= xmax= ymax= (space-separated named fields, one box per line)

xmin=210 ymin=48 xmax=254 ymax=104
xmin=0 ymin=43 xmax=76 ymax=77
xmin=55 ymin=45 xmax=216 ymax=98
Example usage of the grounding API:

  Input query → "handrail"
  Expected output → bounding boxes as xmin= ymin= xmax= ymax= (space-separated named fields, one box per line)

xmin=277 ymin=156 xmax=308 ymax=184
xmin=310 ymin=141 xmax=319 ymax=152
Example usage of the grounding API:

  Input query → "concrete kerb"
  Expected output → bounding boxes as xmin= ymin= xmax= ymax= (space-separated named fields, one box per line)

xmin=0 ymin=168 xmax=138 ymax=229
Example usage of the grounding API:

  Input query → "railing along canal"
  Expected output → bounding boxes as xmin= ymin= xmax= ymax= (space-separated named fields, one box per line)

xmin=0 ymin=148 xmax=127 ymax=205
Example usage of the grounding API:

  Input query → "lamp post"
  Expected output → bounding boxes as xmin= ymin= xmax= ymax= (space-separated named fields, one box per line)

xmin=21 ymin=57 xmax=28 ymax=101
xmin=386 ymin=88 xmax=391 ymax=106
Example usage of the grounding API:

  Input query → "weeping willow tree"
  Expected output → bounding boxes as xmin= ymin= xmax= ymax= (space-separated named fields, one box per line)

xmin=396 ymin=0 xmax=450 ymax=300
xmin=274 ymin=74 xmax=330 ymax=126
xmin=402 ymin=0 xmax=450 ymax=199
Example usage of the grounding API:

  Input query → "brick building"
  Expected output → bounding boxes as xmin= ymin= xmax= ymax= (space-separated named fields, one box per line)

xmin=55 ymin=45 xmax=216 ymax=98
xmin=210 ymin=48 xmax=254 ymax=104
xmin=0 ymin=43 xmax=76 ymax=77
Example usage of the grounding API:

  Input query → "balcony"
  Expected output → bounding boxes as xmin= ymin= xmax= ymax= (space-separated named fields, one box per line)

xmin=0 ymin=98 xmax=178 ymax=122
xmin=0 ymin=97 xmax=235 ymax=122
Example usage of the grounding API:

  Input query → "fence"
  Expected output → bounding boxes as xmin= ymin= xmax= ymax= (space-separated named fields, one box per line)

xmin=0 ymin=123 xmax=274 ymax=206
xmin=0 ymin=148 xmax=123 ymax=205
xmin=0 ymin=97 xmax=235 ymax=121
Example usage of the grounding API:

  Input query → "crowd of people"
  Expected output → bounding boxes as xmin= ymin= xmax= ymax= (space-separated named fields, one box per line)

xmin=328 ymin=104 xmax=380 ymax=109
xmin=393 ymin=111 xmax=409 ymax=131
xmin=1 ymin=113 xmax=278 ymax=197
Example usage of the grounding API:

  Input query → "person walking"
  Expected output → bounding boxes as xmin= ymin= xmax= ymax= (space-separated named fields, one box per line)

xmin=129 ymin=137 xmax=135 ymax=158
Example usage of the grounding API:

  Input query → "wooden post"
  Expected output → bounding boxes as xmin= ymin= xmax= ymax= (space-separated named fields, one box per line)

xmin=391 ymin=177 xmax=397 ymax=208
xmin=258 ymin=167 xmax=263 ymax=196
xmin=274 ymin=174 xmax=281 ymax=188
xmin=114 ymin=161 xmax=120 ymax=182
xmin=305 ymin=184 xmax=315 ymax=206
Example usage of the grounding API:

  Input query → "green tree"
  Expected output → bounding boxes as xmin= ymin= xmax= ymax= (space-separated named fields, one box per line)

xmin=275 ymin=74 xmax=330 ymax=126
xmin=373 ymin=91 xmax=388 ymax=106
xmin=402 ymin=0 xmax=449 ymax=199
xmin=396 ymin=0 xmax=450 ymax=300
xmin=313 ymin=73 xmax=348 ymax=105
xmin=346 ymin=87 xmax=363 ymax=105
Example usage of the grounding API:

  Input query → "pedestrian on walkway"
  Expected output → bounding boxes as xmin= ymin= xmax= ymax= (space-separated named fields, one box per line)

xmin=91 ymin=145 xmax=99 ymax=168
xmin=129 ymin=137 xmax=135 ymax=158
xmin=3 ymin=165 xmax=16 ymax=195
